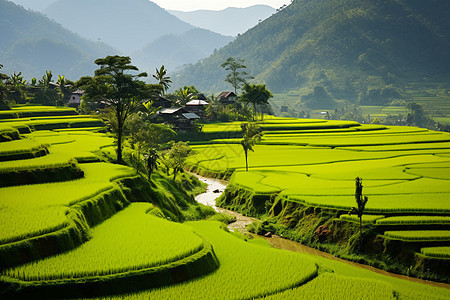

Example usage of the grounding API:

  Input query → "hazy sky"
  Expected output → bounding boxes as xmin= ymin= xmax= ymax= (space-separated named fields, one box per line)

xmin=152 ymin=0 xmax=292 ymax=11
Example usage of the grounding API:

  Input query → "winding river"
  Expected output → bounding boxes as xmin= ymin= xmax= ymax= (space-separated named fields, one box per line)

xmin=193 ymin=173 xmax=450 ymax=289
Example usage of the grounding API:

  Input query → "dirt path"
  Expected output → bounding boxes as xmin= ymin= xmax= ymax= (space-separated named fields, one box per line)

xmin=192 ymin=173 xmax=450 ymax=290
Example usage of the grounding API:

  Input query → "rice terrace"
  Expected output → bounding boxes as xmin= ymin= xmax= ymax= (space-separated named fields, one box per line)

xmin=0 ymin=104 xmax=449 ymax=299
xmin=1 ymin=0 xmax=450 ymax=298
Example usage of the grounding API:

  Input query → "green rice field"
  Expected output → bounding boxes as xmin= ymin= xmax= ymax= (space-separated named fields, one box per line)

xmin=188 ymin=118 xmax=450 ymax=215
xmin=1 ymin=107 xmax=449 ymax=298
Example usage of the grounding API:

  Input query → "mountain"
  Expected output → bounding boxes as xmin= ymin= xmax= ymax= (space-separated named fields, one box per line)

xmin=172 ymin=0 xmax=450 ymax=103
xmin=0 ymin=0 xmax=117 ymax=80
xmin=43 ymin=0 xmax=194 ymax=53
xmin=7 ymin=0 xmax=57 ymax=11
xmin=133 ymin=28 xmax=233 ymax=74
xmin=168 ymin=5 xmax=276 ymax=37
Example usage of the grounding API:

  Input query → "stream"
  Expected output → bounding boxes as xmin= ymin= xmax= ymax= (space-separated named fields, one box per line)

xmin=193 ymin=173 xmax=450 ymax=290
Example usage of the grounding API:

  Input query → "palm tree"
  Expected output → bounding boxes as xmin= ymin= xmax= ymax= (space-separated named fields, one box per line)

xmin=240 ymin=122 xmax=263 ymax=171
xmin=153 ymin=65 xmax=172 ymax=95
xmin=8 ymin=72 xmax=26 ymax=104
xmin=175 ymin=87 xmax=195 ymax=106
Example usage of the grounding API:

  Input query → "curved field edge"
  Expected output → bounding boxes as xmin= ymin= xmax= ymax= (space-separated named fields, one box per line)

xmin=0 ymin=186 xmax=129 ymax=270
xmin=113 ymin=221 xmax=318 ymax=300
xmin=0 ymin=236 xmax=219 ymax=299
xmin=0 ymin=160 xmax=84 ymax=187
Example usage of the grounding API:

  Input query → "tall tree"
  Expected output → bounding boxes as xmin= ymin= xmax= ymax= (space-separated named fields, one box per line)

xmin=406 ymin=102 xmax=434 ymax=129
xmin=240 ymin=83 xmax=273 ymax=121
xmin=167 ymin=141 xmax=191 ymax=180
xmin=153 ymin=65 xmax=172 ymax=95
xmin=77 ymin=55 xmax=148 ymax=163
xmin=221 ymin=57 xmax=252 ymax=94
xmin=349 ymin=177 xmax=369 ymax=251
xmin=145 ymin=148 xmax=160 ymax=180
xmin=240 ymin=122 xmax=263 ymax=172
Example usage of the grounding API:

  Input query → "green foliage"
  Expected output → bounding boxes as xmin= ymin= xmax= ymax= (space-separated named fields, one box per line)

xmin=349 ymin=177 xmax=369 ymax=244
xmin=167 ymin=141 xmax=191 ymax=180
xmin=221 ymin=57 xmax=253 ymax=94
xmin=173 ymin=0 xmax=450 ymax=102
xmin=406 ymin=102 xmax=435 ymax=129
xmin=240 ymin=83 xmax=273 ymax=121
xmin=78 ymin=55 xmax=149 ymax=163
xmin=240 ymin=122 xmax=263 ymax=171
xmin=152 ymin=65 xmax=171 ymax=95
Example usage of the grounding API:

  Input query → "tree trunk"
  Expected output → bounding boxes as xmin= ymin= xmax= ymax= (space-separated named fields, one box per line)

xmin=173 ymin=166 xmax=178 ymax=181
xmin=252 ymin=103 xmax=256 ymax=122
xmin=117 ymin=111 xmax=123 ymax=164
xmin=245 ymin=149 xmax=248 ymax=172
xmin=359 ymin=215 xmax=363 ymax=251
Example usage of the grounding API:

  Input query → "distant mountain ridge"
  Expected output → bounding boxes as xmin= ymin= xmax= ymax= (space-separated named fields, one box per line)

xmin=0 ymin=0 xmax=117 ymax=80
xmin=133 ymin=28 xmax=233 ymax=74
xmin=172 ymin=0 xmax=450 ymax=101
xmin=7 ymin=0 xmax=57 ymax=11
xmin=43 ymin=0 xmax=194 ymax=53
xmin=168 ymin=5 xmax=276 ymax=36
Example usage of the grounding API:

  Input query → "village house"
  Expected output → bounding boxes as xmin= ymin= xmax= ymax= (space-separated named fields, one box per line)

xmin=151 ymin=96 xmax=173 ymax=109
xmin=217 ymin=91 xmax=237 ymax=105
xmin=158 ymin=107 xmax=200 ymax=131
xmin=185 ymin=99 xmax=209 ymax=118
xmin=68 ymin=89 xmax=83 ymax=107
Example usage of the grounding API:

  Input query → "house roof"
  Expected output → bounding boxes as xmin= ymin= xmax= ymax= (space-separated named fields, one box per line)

xmin=159 ymin=107 xmax=188 ymax=114
xmin=182 ymin=113 xmax=200 ymax=119
xmin=72 ymin=89 xmax=84 ymax=95
xmin=196 ymin=93 xmax=207 ymax=100
xmin=218 ymin=91 xmax=236 ymax=99
xmin=186 ymin=100 xmax=209 ymax=106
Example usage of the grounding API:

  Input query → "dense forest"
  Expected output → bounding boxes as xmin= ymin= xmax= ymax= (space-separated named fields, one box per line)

xmin=172 ymin=0 xmax=450 ymax=102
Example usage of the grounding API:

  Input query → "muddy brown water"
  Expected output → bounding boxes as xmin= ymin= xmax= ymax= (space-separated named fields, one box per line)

xmin=193 ymin=174 xmax=450 ymax=290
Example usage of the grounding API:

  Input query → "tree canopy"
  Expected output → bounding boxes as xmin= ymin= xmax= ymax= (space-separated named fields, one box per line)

xmin=77 ymin=55 xmax=149 ymax=163
xmin=240 ymin=83 xmax=273 ymax=121
xmin=221 ymin=57 xmax=252 ymax=94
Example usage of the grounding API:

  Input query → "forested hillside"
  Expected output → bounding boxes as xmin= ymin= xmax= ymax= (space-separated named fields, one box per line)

xmin=0 ymin=0 xmax=116 ymax=79
xmin=172 ymin=0 xmax=450 ymax=102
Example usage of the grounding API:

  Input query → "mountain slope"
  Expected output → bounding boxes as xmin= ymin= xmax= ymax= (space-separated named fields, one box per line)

xmin=7 ymin=0 xmax=57 ymax=11
xmin=0 ymin=0 xmax=117 ymax=80
xmin=168 ymin=5 xmax=276 ymax=37
xmin=172 ymin=0 xmax=450 ymax=100
xmin=43 ymin=0 xmax=194 ymax=53
xmin=133 ymin=28 xmax=233 ymax=73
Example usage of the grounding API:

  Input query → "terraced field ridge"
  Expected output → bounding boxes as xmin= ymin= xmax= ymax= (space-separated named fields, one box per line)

xmin=1 ymin=107 xmax=449 ymax=298
xmin=188 ymin=116 xmax=450 ymax=279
